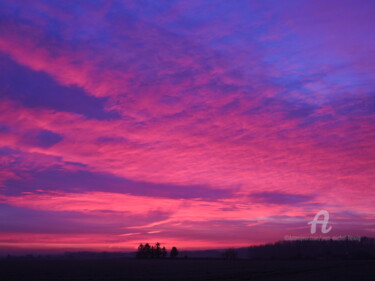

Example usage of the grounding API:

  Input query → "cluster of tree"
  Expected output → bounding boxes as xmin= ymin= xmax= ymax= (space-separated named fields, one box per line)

xmin=248 ymin=237 xmax=375 ymax=260
xmin=136 ymin=242 xmax=179 ymax=259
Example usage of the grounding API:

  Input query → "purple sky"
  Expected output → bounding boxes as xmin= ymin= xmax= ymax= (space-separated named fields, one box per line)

xmin=0 ymin=0 xmax=374 ymax=253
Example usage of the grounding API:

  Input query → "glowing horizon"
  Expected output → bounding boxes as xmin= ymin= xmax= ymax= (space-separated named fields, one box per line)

xmin=0 ymin=0 xmax=374 ymax=254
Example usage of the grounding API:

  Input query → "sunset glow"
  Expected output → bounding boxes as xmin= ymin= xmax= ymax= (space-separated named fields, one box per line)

xmin=0 ymin=0 xmax=374 ymax=254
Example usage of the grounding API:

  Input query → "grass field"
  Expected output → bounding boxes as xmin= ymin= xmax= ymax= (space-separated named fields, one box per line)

xmin=1 ymin=258 xmax=374 ymax=281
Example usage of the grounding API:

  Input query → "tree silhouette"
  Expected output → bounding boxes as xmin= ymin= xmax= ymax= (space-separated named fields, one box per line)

xmin=170 ymin=246 xmax=179 ymax=258
xmin=247 ymin=237 xmax=375 ymax=259
xmin=136 ymin=242 xmax=169 ymax=259
xmin=136 ymin=243 xmax=144 ymax=258
xmin=161 ymin=246 xmax=167 ymax=258
xmin=155 ymin=242 xmax=161 ymax=258
xmin=144 ymin=243 xmax=151 ymax=258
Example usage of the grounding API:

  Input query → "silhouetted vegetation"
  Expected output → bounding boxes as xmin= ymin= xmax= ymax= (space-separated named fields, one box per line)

xmin=248 ymin=237 xmax=375 ymax=260
xmin=170 ymin=246 xmax=179 ymax=258
xmin=136 ymin=242 xmax=169 ymax=259
xmin=2 ymin=239 xmax=375 ymax=280
xmin=2 ymin=238 xmax=375 ymax=280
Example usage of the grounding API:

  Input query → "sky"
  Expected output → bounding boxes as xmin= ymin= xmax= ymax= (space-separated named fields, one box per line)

xmin=0 ymin=0 xmax=374 ymax=254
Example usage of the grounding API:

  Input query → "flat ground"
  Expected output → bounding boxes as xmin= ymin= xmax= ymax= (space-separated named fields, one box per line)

xmin=0 ymin=259 xmax=374 ymax=281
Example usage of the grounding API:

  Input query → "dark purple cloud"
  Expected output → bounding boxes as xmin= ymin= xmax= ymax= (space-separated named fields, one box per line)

xmin=250 ymin=192 xmax=314 ymax=205
xmin=0 ymin=54 xmax=119 ymax=120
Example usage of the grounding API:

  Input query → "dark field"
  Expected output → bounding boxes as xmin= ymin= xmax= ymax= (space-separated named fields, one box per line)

xmin=0 ymin=259 xmax=374 ymax=281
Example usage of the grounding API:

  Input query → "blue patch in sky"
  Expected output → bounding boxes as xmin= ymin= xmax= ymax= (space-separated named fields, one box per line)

xmin=21 ymin=130 xmax=64 ymax=148
xmin=251 ymin=191 xmax=314 ymax=205
xmin=35 ymin=130 xmax=64 ymax=148
xmin=0 ymin=54 xmax=120 ymax=120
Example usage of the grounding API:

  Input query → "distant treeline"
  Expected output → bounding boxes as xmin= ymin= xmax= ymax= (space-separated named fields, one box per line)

xmin=247 ymin=237 xmax=375 ymax=260
xmin=3 ymin=237 xmax=374 ymax=260
xmin=136 ymin=243 xmax=179 ymax=259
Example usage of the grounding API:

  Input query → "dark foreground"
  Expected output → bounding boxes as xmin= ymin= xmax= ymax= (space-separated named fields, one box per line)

xmin=1 ymin=259 xmax=374 ymax=281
